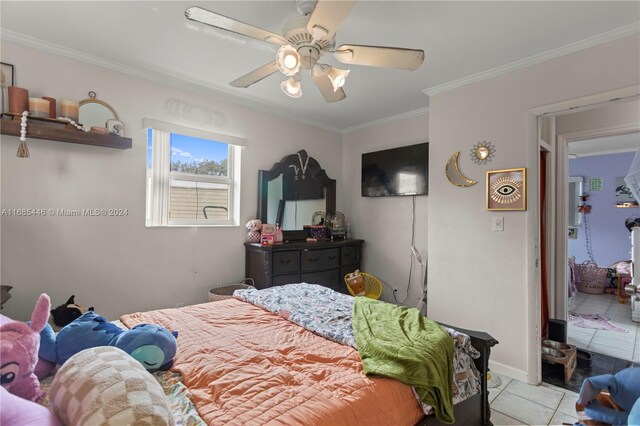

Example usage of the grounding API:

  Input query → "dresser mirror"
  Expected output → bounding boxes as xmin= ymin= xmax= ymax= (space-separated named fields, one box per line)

xmin=258 ymin=150 xmax=336 ymax=240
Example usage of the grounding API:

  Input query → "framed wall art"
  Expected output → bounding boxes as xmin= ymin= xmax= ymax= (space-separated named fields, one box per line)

xmin=1 ymin=62 xmax=15 ymax=114
xmin=615 ymin=177 xmax=639 ymax=208
xmin=486 ymin=167 xmax=527 ymax=211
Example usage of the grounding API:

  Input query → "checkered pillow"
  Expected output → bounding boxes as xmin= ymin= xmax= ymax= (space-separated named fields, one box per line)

xmin=49 ymin=346 xmax=173 ymax=425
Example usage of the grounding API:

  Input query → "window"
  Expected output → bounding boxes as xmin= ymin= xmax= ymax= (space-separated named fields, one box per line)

xmin=145 ymin=120 xmax=244 ymax=227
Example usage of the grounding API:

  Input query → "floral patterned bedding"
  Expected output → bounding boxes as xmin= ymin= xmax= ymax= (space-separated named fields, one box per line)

xmin=235 ymin=283 xmax=481 ymax=415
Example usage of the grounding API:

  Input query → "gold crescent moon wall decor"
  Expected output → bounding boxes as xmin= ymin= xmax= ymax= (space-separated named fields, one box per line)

xmin=445 ymin=152 xmax=477 ymax=187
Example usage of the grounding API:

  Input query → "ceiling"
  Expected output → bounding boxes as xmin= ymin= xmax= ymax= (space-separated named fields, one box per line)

xmin=569 ymin=132 xmax=640 ymax=157
xmin=1 ymin=1 xmax=639 ymax=131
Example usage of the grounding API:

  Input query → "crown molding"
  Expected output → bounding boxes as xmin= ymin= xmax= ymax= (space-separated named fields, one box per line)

xmin=569 ymin=147 xmax=637 ymax=158
xmin=341 ymin=107 xmax=429 ymax=135
xmin=423 ymin=22 xmax=640 ymax=97
xmin=0 ymin=29 xmax=343 ymax=133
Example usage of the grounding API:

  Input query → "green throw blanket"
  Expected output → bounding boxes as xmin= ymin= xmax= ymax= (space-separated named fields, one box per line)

xmin=352 ymin=297 xmax=455 ymax=423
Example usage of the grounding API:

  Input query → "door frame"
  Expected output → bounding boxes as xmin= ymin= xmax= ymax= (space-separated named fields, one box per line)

xmin=525 ymin=85 xmax=639 ymax=384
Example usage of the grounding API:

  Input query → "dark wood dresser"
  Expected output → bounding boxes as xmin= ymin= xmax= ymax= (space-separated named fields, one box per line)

xmin=244 ymin=239 xmax=364 ymax=294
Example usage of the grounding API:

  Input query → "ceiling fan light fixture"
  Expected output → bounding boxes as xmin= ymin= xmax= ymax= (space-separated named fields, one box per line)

xmin=276 ymin=45 xmax=301 ymax=76
xmin=327 ymin=67 xmax=350 ymax=92
xmin=281 ymin=76 xmax=302 ymax=98
xmin=312 ymin=64 xmax=328 ymax=77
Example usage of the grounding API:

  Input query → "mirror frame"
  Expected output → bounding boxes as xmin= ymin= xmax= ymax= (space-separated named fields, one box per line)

xmin=568 ymin=176 xmax=584 ymax=228
xmin=258 ymin=149 xmax=336 ymax=241
xmin=79 ymin=92 xmax=119 ymax=127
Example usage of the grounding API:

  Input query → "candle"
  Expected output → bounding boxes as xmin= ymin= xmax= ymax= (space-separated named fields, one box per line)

xmin=42 ymin=96 xmax=57 ymax=118
xmin=60 ymin=100 xmax=79 ymax=122
xmin=7 ymin=86 xmax=29 ymax=114
xmin=29 ymin=97 xmax=50 ymax=118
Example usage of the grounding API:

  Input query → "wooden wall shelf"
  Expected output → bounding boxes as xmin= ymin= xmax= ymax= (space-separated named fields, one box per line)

xmin=0 ymin=114 xmax=132 ymax=149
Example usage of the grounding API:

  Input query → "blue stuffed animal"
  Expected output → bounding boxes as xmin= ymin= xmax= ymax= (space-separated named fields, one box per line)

xmin=39 ymin=311 xmax=178 ymax=373
xmin=577 ymin=367 xmax=640 ymax=425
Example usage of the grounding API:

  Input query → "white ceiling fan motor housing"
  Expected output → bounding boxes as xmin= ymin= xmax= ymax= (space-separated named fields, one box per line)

xmin=282 ymin=15 xmax=334 ymax=70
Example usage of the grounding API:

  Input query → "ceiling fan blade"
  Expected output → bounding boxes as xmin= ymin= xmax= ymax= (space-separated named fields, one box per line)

xmin=186 ymin=6 xmax=287 ymax=46
xmin=306 ymin=0 xmax=356 ymax=41
xmin=334 ymin=44 xmax=425 ymax=71
xmin=312 ymin=68 xmax=346 ymax=103
xmin=230 ymin=62 xmax=279 ymax=88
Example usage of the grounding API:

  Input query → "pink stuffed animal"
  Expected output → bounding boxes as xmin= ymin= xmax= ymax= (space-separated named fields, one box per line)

xmin=0 ymin=293 xmax=51 ymax=402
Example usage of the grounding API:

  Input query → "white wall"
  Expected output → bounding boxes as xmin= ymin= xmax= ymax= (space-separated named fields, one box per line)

xmin=556 ymin=99 xmax=640 ymax=136
xmin=0 ymin=41 xmax=343 ymax=321
xmin=428 ymin=34 xmax=639 ymax=381
xmin=342 ymin=114 xmax=429 ymax=306
xmin=2 ymin=31 xmax=639 ymax=383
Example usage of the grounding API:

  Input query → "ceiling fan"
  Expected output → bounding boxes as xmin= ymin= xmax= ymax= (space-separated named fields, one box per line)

xmin=185 ymin=1 xmax=425 ymax=103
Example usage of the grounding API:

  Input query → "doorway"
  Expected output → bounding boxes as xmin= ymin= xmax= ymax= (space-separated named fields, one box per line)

xmin=565 ymin=135 xmax=640 ymax=362
xmin=537 ymin=94 xmax=640 ymax=389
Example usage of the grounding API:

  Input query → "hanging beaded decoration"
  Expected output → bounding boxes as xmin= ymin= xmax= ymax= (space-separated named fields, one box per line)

xmin=16 ymin=111 xmax=30 ymax=158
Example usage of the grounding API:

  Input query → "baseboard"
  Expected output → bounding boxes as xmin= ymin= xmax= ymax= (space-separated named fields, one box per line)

xmin=489 ymin=360 xmax=529 ymax=383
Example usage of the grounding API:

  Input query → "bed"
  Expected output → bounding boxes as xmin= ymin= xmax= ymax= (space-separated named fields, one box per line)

xmin=42 ymin=284 xmax=497 ymax=425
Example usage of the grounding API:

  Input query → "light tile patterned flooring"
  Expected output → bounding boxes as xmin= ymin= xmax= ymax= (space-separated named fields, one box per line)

xmin=489 ymin=372 xmax=579 ymax=425
xmin=568 ymin=292 xmax=640 ymax=362
xmin=489 ymin=293 xmax=640 ymax=424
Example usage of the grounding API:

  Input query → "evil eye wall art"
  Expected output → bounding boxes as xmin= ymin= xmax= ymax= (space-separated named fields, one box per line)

xmin=486 ymin=168 xmax=527 ymax=211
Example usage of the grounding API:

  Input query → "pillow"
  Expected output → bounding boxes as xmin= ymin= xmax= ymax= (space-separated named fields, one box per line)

xmin=49 ymin=346 xmax=173 ymax=425
xmin=0 ymin=387 xmax=62 ymax=426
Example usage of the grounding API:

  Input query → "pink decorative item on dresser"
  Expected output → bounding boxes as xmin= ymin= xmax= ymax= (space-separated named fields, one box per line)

xmin=260 ymin=223 xmax=276 ymax=245
xmin=245 ymin=219 xmax=262 ymax=243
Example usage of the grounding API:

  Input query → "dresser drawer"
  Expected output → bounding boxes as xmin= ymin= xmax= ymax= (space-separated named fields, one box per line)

xmin=341 ymin=245 xmax=357 ymax=265
xmin=301 ymin=269 xmax=341 ymax=292
xmin=272 ymin=274 xmax=301 ymax=286
xmin=301 ymin=248 xmax=340 ymax=271
xmin=273 ymin=251 xmax=300 ymax=275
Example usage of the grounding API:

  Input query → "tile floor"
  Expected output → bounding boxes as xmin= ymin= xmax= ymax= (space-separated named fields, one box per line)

xmin=568 ymin=292 xmax=640 ymax=362
xmin=542 ymin=349 xmax=638 ymax=393
xmin=489 ymin=372 xmax=579 ymax=425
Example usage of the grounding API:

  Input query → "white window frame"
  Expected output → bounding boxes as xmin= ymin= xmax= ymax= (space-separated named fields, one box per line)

xmin=145 ymin=122 xmax=243 ymax=227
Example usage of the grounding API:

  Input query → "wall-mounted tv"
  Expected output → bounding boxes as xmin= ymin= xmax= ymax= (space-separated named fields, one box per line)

xmin=361 ymin=143 xmax=429 ymax=197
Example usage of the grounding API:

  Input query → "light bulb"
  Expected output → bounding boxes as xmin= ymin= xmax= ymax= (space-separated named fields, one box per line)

xmin=276 ymin=45 xmax=301 ymax=76
xmin=327 ymin=67 xmax=350 ymax=92
xmin=283 ymin=54 xmax=298 ymax=69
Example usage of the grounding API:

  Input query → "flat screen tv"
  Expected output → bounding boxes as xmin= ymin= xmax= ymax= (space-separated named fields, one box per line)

xmin=361 ymin=143 xmax=428 ymax=197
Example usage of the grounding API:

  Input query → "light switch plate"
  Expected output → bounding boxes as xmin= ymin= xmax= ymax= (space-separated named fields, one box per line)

xmin=493 ymin=216 xmax=504 ymax=231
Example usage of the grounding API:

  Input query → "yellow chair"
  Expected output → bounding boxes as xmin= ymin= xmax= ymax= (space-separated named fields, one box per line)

xmin=344 ymin=272 xmax=383 ymax=299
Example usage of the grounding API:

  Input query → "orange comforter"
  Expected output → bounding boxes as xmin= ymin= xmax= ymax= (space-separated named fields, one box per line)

xmin=121 ymin=298 xmax=424 ymax=426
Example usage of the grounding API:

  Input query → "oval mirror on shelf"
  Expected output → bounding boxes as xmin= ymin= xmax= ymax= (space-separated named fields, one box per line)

xmin=79 ymin=91 xmax=118 ymax=128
